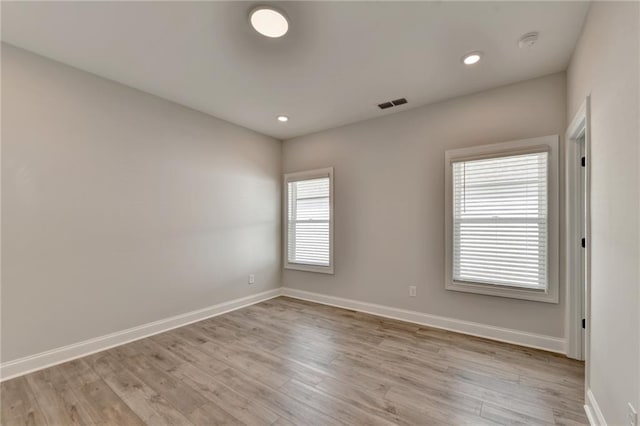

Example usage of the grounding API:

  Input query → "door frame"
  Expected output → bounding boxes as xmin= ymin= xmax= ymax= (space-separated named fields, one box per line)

xmin=564 ymin=96 xmax=591 ymax=378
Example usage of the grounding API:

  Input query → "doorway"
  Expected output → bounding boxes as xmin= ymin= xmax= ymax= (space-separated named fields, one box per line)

xmin=578 ymin=133 xmax=587 ymax=358
xmin=565 ymin=97 xmax=591 ymax=397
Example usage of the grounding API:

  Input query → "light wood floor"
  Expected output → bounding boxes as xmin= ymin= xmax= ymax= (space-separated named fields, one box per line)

xmin=1 ymin=296 xmax=587 ymax=425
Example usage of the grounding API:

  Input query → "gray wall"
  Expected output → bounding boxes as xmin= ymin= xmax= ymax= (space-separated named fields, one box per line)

xmin=283 ymin=72 xmax=567 ymax=338
xmin=1 ymin=45 xmax=282 ymax=362
xmin=567 ymin=2 xmax=640 ymax=424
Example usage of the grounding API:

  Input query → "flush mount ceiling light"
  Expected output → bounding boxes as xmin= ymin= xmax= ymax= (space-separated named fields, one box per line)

xmin=250 ymin=6 xmax=289 ymax=38
xmin=462 ymin=52 xmax=482 ymax=65
xmin=277 ymin=115 xmax=289 ymax=122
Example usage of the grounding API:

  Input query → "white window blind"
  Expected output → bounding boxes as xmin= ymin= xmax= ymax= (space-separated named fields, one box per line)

xmin=452 ymin=151 xmax=549 ymax=290
xmin=286 ymin=174 xmax=332 ymax=269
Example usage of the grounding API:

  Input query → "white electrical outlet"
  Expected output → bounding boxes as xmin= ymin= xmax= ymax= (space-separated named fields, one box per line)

xmin=248 ymin=274 xmax=255 ymax=285
xmin=409 ymin=286 xmax=417 ymax=297
xmin=629 ymin=402 xmax=637 ymax=426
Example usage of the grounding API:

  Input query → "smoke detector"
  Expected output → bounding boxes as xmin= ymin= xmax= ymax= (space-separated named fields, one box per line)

xmin=518 ymin=32 xmax=539 ymax=49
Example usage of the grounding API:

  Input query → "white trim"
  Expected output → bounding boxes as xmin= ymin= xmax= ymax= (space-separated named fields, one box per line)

xmin=567 ymin=99 xmax=588 ymax=141
xmin=585 ymin=388 xmax=607 ymax=426
xmin=1 ymin=287 xmax=570 ymax=382
xmin=281 ymin=287 xmax=566 ymax=353
xmin=283 ymin=167 xmax=334 ymax=274
xmin=444 ymin=135 xmax=560 ymax=303
xmin=565 ymin=96 xmax=591 ymax=362
xmin=0 ymin=288 xmax=282 ymax=382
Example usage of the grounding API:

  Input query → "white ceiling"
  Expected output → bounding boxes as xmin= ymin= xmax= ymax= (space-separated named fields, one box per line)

xmin=2 ymin=1 xmax=589 ymax=139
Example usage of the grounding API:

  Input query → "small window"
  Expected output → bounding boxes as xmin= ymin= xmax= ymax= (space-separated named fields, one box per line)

xmin=445 ymin=136 xmax=559 ymax=302
xmin=284 ymin=167 xmax=334 ymax=274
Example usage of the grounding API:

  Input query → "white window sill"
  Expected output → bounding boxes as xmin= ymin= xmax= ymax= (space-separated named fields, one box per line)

xmin=285 ymin=263 xmax=334 ymax=274
xmin=446 ymin=280 xmax=558 ymax=303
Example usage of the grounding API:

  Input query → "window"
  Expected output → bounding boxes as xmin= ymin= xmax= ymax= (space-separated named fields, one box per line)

xmin=284 ymin=167 xmax=334 ymax=274
xmin=445 ymin=136 xmax=559 ymax=302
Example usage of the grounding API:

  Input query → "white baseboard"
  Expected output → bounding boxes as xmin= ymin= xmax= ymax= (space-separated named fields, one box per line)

xmin=281 ymin=287 xmax=566 ymax=354
xmin=585 ymin=389 xmax=607 ymax=426
xmin=1 ymin=286 xmax=568 ymax=381
xmin=0 ymin=288 xmax=282 ymax=382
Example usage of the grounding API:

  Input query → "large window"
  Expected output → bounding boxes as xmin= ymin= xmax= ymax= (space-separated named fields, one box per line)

xmin=284 ymin=167 xmax=334 ymax=274
xmin=445 ymin=136 xmax=559 ymax=302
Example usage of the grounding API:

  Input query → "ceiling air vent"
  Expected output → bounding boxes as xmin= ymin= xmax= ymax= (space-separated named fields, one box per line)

xmin=378 ymin=98 xmax=408 ymax=110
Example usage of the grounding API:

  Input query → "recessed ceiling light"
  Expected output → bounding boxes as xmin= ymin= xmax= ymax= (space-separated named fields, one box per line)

xmin=250 ymin=7 xmax=289 ymax=38
xmin=462 ymin=52 xmax=482 ymax=65
xmin=277 ymin=115 xmax=289 ymax=122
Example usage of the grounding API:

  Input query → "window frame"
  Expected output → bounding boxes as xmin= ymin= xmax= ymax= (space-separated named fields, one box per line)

xmin=283 ymin=167 xmax=334 ymax=274
xmin=444 ymin=136 xmax=559 ymax=303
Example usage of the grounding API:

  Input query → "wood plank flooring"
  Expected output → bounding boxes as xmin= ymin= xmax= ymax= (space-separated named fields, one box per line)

xmin=1 ymin=296 xmax=587 ymax=425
